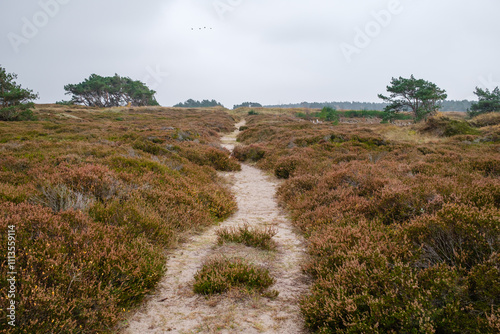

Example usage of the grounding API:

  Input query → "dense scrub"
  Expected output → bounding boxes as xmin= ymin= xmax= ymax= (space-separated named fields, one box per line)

xmin=0 ymin=105 xmax=240 ymax=333
xmin=236 ymin=114 xmax=500 ymax=333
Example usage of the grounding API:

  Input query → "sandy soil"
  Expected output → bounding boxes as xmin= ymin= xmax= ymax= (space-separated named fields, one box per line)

xmin=122 ymin=120 xmax=309 ymax=334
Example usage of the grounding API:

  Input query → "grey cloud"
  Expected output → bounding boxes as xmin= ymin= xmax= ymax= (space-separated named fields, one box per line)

xmin=1 ymin=0 xmax=499 ymax=107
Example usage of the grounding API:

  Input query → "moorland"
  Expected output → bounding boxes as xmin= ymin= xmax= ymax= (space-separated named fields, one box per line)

xmin=1 ymin=104 xmax=500 ymax=333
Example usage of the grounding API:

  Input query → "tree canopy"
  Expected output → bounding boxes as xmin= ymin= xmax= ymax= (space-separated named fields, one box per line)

xmin=0 ymin=66 xmax=38 ymax=121
xmin=378 ymin=75 xmax=447 ymax=121
xmin=174 ymin=99 xmax=224 ymax=108
xmin=468 ymin=86 xmax=500 ymax=117
xmin=64 ymin=74 xmax=159 ymax=107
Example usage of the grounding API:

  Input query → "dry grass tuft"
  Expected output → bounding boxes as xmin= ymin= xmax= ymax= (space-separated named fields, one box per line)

xmin=193 ymin=256 xmax=277 ymax=296
xmin=216 ymin=224 xmax=278 ymax=250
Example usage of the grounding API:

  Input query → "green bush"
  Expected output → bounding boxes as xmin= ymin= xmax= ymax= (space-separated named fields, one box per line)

xmin=420 ymin=117 xmax=480 ymax=137
xmin=444 ymin=119 xmax=481 ymax=136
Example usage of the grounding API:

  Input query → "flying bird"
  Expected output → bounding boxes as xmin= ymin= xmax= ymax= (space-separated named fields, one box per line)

xmin=190 ymin=27 xmax=214 ymax=31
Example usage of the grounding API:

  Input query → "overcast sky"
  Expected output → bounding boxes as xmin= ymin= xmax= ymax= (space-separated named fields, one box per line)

xmin=1 ymin=0 xmax=500 ymax=107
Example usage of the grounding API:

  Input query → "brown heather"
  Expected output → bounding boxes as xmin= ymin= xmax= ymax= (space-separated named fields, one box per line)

xmin=0 ymin=105 xmax=239 ymax=333
xmin=235 ymin=113 xmax=500 ymax=333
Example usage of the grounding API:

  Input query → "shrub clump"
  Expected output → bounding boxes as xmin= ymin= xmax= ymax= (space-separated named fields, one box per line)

xmin=0 ymin=106 xmax=239 ymax=332
xmin=419 ymin=117 xmax=480 ymax=137
xmin=274 ymin=156 xmax=300 ymax=179
xmin=0 ymin=203 xmax=165 ymax=333
xmin=235 ymin=114 xmax=500 ymax=333
xmin=233 ymin=144 xmax=266 ymax=162
xmin=470 ymin=112 xmax=500 ymax=127
xmin=193 ymin=257 xmax=275 ymax=295
xmin=216 ymin=224 xmax=278 ymax=250
xmin=179 ymin=144 xmax=241 ymax=171
xmin=404 ymin=203 xmax=500 ymax=269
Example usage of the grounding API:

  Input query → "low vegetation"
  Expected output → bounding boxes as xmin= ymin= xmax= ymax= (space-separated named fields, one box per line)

xmin=193 ymin=257 xmax=275 ymax=295
xmin=0 ymin=105 xmax=240 ymax=333
xmin=235 ymin=113 xmax=500 ymax=333
xmin=216 ymin=224 xmax=277 ymax=250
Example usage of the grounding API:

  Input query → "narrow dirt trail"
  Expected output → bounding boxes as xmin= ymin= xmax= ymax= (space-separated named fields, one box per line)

xmin=123 ymin=120 xmax=309 ymax=334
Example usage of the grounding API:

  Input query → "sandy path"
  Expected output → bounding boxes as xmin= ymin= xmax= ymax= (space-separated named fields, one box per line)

xmin=122 ymin=120 xmax=309 ymax=334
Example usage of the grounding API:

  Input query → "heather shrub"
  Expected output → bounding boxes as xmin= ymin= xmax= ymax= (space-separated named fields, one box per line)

xmin=236 ymin=114 xmax=500 ymax=333
xmin=403 ymin=204 xmax=500 ymax=269
xmin=0 ymin=183 xmax=33 ymax=204
xmin=302 ymin=220 xmax=404 ymax=279
xmin=302 ymin=258 xmax=494 ymax=333
xmin=470 ymin=157 xmax=500 ymax=176
xmin=0 ymin=203 xmax=165 ymax=333
xmin=204 ymin=147 xmax=241 ymax=171
xmin=132 ymin=138 xmax=166 ymax=155
xmin=216 ymin=224 xmax=278 ymax=250
xmin=193 ymin=257 xmax=275 ymax=295
xmin=89 ymin=197 xmax=175 ymax=247
xmin=232 ymin=144 xmax=266 ymax=162
xmin=461 ymin=178 xmax=500 ymax=208
xmin=470 ymin=112 xmax=500 ymax=127
xmin=178 ymin=144 xmax=241 ymax=171
xmin=368 ymin=182 xmax=429 ymax=225
xmin=0 ymin=106 xmax=238 ymax=332
xmin=274 ymin=156 xmax=301 ymax=179
xmin=109 ymin=156 xmax=171 ymax=175
xmin=466 ymin=253 xmax=500 ymax=318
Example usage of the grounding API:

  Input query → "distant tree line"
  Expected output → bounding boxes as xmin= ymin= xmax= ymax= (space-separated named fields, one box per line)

xmin=1 ymin=65 xmax=499 ymax=123
xmin=174 ymin=99 xmax=224 ymax=108
xmin=233 ymin=102 xmax=263 ymax=109
xmin=266 ymin=100 xmax=473 ymax=112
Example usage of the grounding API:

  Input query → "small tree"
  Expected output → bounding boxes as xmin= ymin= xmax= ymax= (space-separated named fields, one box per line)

xmin=378 ymin=75 xmax=447 ymax=122
xmin=0 ymin=66 xmax=38 ymax=121
xmin=64 ymin=74 xmax=159 ymax=107
xmin=318 ymin=106 xmax=339 ymax=123
xmin=468 ymin=87 xmax=500 ymax=117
